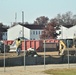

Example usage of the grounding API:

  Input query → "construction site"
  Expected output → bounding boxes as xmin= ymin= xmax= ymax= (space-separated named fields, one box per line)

xmin=0 ymin=37 xmax=76 ymax=67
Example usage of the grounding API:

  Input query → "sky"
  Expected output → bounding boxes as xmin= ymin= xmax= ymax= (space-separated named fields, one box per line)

xmin=0 ymin=0 xmax=76 ymax=26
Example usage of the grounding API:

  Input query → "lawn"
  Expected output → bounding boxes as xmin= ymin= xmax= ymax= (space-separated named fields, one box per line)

xmin=44 ymin=68 xmax=76 ymax=75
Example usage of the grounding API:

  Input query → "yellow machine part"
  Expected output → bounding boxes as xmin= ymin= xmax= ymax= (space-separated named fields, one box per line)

xmin=59 ymin=40 xmax=66 ymax=53
xmin=59 ymin=39 xmax=76 ymax=55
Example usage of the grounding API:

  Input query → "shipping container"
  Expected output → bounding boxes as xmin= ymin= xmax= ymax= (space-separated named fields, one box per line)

xmin=3 ymin=40 xmax=14 ymax=45
xmin=3 ymin=39 xmax=59 ymax=52
xmin=21 ymin=40 xmax=43 ymax=51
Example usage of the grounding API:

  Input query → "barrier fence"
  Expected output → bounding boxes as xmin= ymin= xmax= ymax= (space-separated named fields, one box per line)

xmin=0 ymin=39 xmax=76 ymax=72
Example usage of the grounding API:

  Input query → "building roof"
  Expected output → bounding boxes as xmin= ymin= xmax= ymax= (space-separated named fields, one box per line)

xmin=9 ymin=23 xmax=45 ymax=30
xmin=0 ymin=28 xmax=7 ymax=32
xmin=20 ymin=24 xmax=45 ymax=29
xmin=62 ymin=25 xmax=74 ymax=28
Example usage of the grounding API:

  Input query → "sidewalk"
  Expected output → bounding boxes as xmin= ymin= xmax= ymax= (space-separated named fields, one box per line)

xmin=0 ymin=64 xmax=76 ymax=75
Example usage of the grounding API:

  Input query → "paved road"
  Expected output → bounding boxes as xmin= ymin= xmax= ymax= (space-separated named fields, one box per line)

xmin=0 ymin=64 xmax=76 ymax=75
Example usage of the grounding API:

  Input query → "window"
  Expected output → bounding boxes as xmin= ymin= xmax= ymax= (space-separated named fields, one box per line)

xmin=30 ymin=38 xmax=32 ymax=40
xmin=39 ymin=31 xmax=40 ymax=34
xmin=31 ymin=31 xmax=32 ymax=35
xmin=33 ymin=31 xmax=35 ymax=35
xmin=59 ymin=31 xmax=61 ymax=34
xmin=2 ymin=32 xmax=4 ymax=35
xmin=6 ymin=33 xmax=7 ymax=36
xmin=33 ymin=38 xmax=35 ymax=40
xmin=36 ymin=31 xmax=37 ymax=35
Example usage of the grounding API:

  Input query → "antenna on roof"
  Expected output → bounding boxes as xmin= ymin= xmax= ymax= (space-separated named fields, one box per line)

xmin=22 ymin=11 xmax=24 ymax=37
xmin=15 ymin=12 xmax=17 ymax=23
xmin=22 ymin=11 xmax=24 ymax=24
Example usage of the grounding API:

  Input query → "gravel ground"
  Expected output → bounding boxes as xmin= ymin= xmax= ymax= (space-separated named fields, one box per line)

xmin=0 ymin=64 xmax=76 ymax=75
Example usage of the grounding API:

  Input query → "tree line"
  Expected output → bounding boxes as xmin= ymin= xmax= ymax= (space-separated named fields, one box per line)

xmin=34 ymin=11 xmax=76 ymax=39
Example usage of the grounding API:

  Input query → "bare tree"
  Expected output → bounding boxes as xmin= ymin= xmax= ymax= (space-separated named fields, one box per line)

xmin=40 ymin=22 xmax=58 ymax=39
xmin=50 ymin=11 xmax=76 ymax=25
xmin=34 ymin=16 xmax=49 ymax=25
xmin=0 ymin=23 xmax=9 ymax=40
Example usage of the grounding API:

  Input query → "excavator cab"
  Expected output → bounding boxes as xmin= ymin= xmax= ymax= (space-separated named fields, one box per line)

xmin=66 ymin=39 xmax=73 ymax=48
xmin=73 ymin=38 xmax=76 ymax=48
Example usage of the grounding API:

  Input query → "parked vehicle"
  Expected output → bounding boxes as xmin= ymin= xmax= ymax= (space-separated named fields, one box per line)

xmin=0 ymin=41 xmax=10 ymax=53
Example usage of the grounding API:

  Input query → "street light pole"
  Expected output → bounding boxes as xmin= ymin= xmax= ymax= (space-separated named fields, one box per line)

xmin=4 ymin=43 xmax=5 ymax=72
xmin=44 ymin=40 xmax=46 ymax=69
xmin=44 ymin=32 xmax=46 ymax=69
xmin=22 ymin=11 xmax=26 ymax=69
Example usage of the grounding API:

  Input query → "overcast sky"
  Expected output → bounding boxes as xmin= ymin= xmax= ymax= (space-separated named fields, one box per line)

xmin=0 ymin=0 xmax=76 ymax=26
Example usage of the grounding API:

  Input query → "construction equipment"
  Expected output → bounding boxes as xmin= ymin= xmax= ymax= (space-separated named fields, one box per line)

xmin=59 ymin=40 xmax=66 ymax=55
xmin=26 ymin=48 xmax=38 ymax=57
xmin=59 ymin=39 xmax=76 ymax=55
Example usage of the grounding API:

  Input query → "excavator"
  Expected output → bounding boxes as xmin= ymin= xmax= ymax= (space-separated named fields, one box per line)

xmin=59 ymin=40 xmax=66 ymax=55
xmin=59 ymin=39 xmax=76 ymax=55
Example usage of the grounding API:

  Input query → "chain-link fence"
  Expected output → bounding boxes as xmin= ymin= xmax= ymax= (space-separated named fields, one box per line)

xmin=0 ymin=40 xmax=76 ymax=72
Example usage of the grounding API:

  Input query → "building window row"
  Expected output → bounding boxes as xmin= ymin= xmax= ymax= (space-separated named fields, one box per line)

xmin=31 ymin=31 xmax=41 ymax=35
xmin=30 ymin=38 xmax=35 ymax=40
